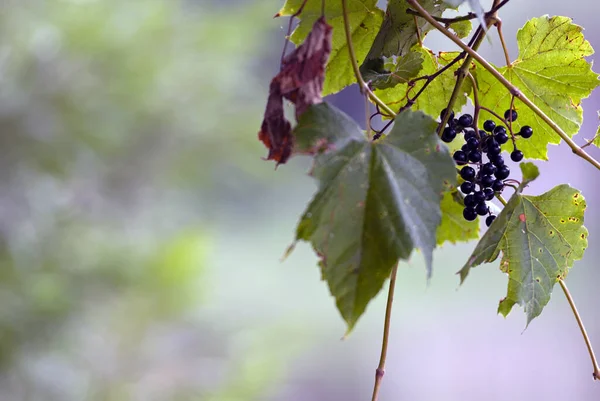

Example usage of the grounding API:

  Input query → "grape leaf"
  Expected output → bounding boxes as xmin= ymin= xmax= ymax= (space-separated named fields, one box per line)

xmin=278 ymin=0 xmax=384 ymax=95
xmin=473 ymin=16 xmax=600 ymax=160
xmin=437 ymin=190 xmax=479 ymax=245
xmin=519 ymin=162 xmax=540 ymax=188
xmin=363 ymin=0 xmax=449 ymax=61
xmin=449 ymin=19 xmax=472 ymax=39
xmin=361 ymin=50 xmax=424 ymax=90
xmin=376 ymin=47 xmax=472 ymax=117
xmin=292 ymin=103 xmax=455 ymax=331
xmin=459 ymin=184 xmax=588 ymax=325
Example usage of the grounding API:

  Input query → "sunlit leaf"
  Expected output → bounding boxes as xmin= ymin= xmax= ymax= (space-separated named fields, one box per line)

xmin=437 ymin=190 xmax=479 ymax=245
xmin=459 ymin=184 xmax=588 ymax=325
xmin=473 ymin=16 xmax=600 ymax=159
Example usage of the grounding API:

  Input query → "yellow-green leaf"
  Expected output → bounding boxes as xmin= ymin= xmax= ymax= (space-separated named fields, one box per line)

xmin=473 ymin=16 xmax=600 ymax=160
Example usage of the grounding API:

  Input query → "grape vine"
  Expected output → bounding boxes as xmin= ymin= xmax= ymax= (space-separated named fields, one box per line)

xmin=259 ymin=0 xmax=600 ymax=396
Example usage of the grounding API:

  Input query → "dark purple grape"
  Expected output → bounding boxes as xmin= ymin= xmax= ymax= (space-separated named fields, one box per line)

xmin=510 ymin=150 xmax=524 ymax=162
xmin=481 ymin=162 xmax=496 ymax=176
xmin=493 ymin=125 xmax=507 ymax=136
xmin=495 ymin=131 xmax=509 ymax=145
xmin=519 ymin=126 xmax=533 ymax=138
xmin=473 ymin=190 xmax=486 ymax=203
xmin=492 ymin=179 xmax=505 ymax=192
xmin=464 ymin=194 xmax=476 ymax=208
xmin=481 ymin=175 xmax=495 ymax=188
xmin=460 ymin=181 xmax=475 ymax=194
xmin=504 ymin=109 xmax=518 ymax=122
xmin=483 ymin=120 xmax=496 ymax=132
xmin=483 ymin=187 xmax=495 ymax=200
xmin=485 ymin=215 xmax=496 ymax=227
xmin=460 ymin=166 xmax=476 ymax=181
xmin=476 ymin=202 xmax=489 ymax=216
xmin=469 ymin=151 xmax=482 ymax=163
xmin=463 ymin=207 xmax=477 ymax=221
xmin=495 ymin=165 xmax=510 ymax=180
xmin=442 ymin=127 xmax=457 ymax=143
xmin=453 ymin=150 xmax=468 ymax=165
xmin=458 ymin=114 xmax=474 ymax=127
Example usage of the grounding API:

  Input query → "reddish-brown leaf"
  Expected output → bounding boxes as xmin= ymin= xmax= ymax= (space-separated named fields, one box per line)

xmin=258 ymin=16 xmax=332 ymax=166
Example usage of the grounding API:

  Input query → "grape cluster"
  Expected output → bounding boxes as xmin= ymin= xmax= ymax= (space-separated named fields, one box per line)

xmin=439 ymin=108 xmax=534 ymax=227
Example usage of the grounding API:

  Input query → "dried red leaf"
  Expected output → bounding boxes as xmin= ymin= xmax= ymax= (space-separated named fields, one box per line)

xmin=258 ymin=16 xmax=332 ymax=166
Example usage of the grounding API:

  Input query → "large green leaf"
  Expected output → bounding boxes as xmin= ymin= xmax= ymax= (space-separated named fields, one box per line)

xmin=363 ymin=0 xmax=449 ymax=61
xmin=278 ymin=0 xmax=383 ymax=95
xmin=473 ymin=16 xmax=600 ymax=160
xmin=459 ymin=184 xmax=588 ymax=325
xmin=437 ymin=190 xmax=479 ymax=245
xmin=293 ymin=103 xmax=455 ymax=331
xmin=376 ymin=47 xmax=472 ymax=117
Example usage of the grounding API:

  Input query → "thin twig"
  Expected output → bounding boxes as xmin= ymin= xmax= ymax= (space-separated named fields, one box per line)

xmin=495 ymin=19 xmax=512 ymax=66
xmin=559 ymin=279 xmax=600 ymax=381
xmin=371 ymin=263 xmax=399 ymax=401
xmin=406 ymin=0 xmax=600 ymax=171
xmin=340 ymin=0 xmax=396 ymax=118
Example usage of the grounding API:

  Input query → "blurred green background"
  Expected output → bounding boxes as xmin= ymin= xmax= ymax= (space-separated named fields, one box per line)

xmin=0 ymin=0 xmax=598 ymax=400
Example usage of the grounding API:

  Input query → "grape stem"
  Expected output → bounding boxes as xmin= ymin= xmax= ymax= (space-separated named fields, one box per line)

xmin=406 ymin=0 xmax=600 ymax=171
xmin=340 ymin=0 xmax=396 ymax=118
xmin=371 ymin=263 xmax=399 ymax=401
xmin=436 ymin=2 xmax=499 ymax=136
xmin=559 ymin=279 xmax=600 ymax=381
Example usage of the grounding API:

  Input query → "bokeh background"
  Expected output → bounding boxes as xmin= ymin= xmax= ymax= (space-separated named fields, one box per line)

xmin=0 ymin=0 xmax=598 ymax=400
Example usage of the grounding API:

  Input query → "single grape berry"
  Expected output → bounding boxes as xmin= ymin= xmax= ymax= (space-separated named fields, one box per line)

xmin=476 ymin=202 xmax=489 ymax=216
xmin=492 ymin=179 xmax=504 ymax=192
xmin=510 ymin=150 xmax=524 ymax=162
xmin=481 ymin=174 xmax=495 ymax=188
xmin=442 ymin=127 xmax=457 ymax=143
xmin=464 ymin=130 xmax=477 ymax=141
xmin=466 ymin=137 xmax=479 ymax=150
xmin=453 ymin=150 xmax=468 ymax=165
xmin=504 ymin=109 xmax=518 ymax=122
xmin=473 ymin=190 xmax=486 ymax=203
xmin=460 ymin=181 xmax=475 ymax=194
xmin=469 ymin=150 xmax=482 ymax=163
xmin=485 ymin=215 xmax=496 ymax=227
xmin=458 ymin=114 xmax=474 ymax=127
xmin=483 ymin=187 xmax=495 ymax=201
xmin=491 ymin=155 xmax=505 ymax=167
xmin=481 ymin=162 xmax=496 ymax=176
xmin=493 ymin=125 xmax=507 ymax=136
xmin=495 ymin=131 xmax=509 ymax=145
xmin=464 ymin=194 xmax=476 ymax=208
xmin=495 ymin=165 xmax=510 ymax=180
xmin=440 ymin=108 xmax=455 ymax=122
xmin=460 ymin=166 xmax=476 ymax=181
xmin=519 ymin=125 xmax=533 ymax=138
xmin=487 ymin=142 xmax=502 ymax=157
xmin=483 ymin=120 xmax=496 ymax=132
xmin=463 ymin=207 xmax=477 ymax=221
